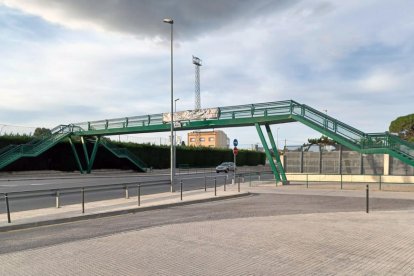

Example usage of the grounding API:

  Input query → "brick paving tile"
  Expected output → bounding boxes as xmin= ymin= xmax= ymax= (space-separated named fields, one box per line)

xmin=1 ymin=210 xmax=414 ymax=275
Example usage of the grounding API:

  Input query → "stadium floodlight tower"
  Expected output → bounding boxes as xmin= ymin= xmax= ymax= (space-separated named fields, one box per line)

xmin=192 ymin=56 xmax=202 ymax=110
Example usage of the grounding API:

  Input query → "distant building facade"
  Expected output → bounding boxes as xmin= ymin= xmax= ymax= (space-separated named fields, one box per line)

xmin=187 ymin=130 xmax=229 ymax=148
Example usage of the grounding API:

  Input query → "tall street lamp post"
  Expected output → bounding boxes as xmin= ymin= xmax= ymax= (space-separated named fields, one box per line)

xmin=174 ymin=98 xmax=180 ymax=172
xmin=163 ymin=18 xmax=174 ymax=192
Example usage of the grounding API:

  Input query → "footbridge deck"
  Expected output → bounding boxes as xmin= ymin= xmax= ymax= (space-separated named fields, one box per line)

xmin=1 ymin=100 xmax=413 ymax=182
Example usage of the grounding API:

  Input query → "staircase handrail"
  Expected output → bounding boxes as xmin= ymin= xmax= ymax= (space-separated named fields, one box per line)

xmin=290 ymin=102 xmax=368 ymax=145
xmin=0 ymin=144 xmax=17 ymax=157
xmin=100 ymin=139 xmax=147 ymax=170
xmin=386 ymin=133 xmax=414 ymax=158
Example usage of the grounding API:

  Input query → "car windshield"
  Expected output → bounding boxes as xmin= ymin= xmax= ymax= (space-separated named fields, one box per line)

xmin=221 ymin=162 xmax=233 ymax=166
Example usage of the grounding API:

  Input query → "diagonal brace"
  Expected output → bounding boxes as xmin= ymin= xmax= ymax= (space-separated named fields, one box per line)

xmin=81 ymin=136 xmax=90 ymax=167
xmin=68 ymin=137 xmax=84 ymax=174
xmin=87 ymin=136 xmax=100 ymax=173
xmin=265 ymin=124 xmax=287 ymax=183
xmin=255 ymin=123 xmax=281 ymax=183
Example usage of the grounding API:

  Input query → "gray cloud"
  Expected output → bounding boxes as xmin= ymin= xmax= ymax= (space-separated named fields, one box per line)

xmin=2 ymin=0 xmax=300 ymax=39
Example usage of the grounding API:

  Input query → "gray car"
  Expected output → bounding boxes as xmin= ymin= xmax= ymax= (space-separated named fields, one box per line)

xmin=215 ymin=162 xmax=235 ymax=173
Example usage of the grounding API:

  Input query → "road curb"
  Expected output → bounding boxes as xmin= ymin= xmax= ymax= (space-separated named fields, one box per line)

xmin=0 ymin=192 xmax=250 ymax=232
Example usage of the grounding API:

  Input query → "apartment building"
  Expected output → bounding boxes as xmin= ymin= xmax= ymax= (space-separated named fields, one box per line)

xmin=187 ymin=130 xmax=229 ymax=148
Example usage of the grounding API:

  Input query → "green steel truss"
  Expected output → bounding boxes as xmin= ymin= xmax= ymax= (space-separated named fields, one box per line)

xmin=1 ymin=100 xmax=413 ymax=175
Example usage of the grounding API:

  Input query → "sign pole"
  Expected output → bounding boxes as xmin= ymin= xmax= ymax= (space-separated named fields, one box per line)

xmin=233 ymin=152 xmax=236 ymax=184
xmin=232 ymin=139 xmax=238 ymax=185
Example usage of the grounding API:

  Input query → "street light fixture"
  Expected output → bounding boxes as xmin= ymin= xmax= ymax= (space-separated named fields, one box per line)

xmin=174 ymin=98 xmax=180 ymax=113
xmin=163 ymin=18 xmax=174 ymax=192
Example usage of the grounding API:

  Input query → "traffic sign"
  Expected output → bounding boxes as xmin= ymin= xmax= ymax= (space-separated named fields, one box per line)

xmin=233 ymin=147 xmax=238 ymax=156
xmin=233 ymin=139 xmax=238 ymax=147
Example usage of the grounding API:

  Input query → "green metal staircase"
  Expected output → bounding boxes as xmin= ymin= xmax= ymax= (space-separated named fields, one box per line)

xmin=0 ymin=125 xmax=73 ymax=170
xmin=289 ymin=101 xmax=414 ymax=167
xmin=100 ymin=139 xmax=147 ymax=172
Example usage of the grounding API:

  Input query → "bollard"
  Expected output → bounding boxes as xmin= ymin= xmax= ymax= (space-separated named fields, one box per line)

xmin=180 ymin=180 xmax=183 ymax=201
xmin=56 ymin=191 xmax=60 ymax=208
xmin=249 ymin=173 xmax=252 ymax=187
xmin=125 ymin=185 xmax=129 ymax=199
xmin=366 ymin=185 xmax=369 ymax=213
xmin=5 ymin=193 xmax=11 ymax=223
xmin=224 ymin=177 xmax=226 ymax=191
xmin=204 ymin=175 xmax=207 ymax=192
xmin=306 ymin=174 xmax=309 ymax=188
xmin=238 ymin=177 xmax=240 ymax=192
xmin=137 ymin=184 xmax=141 ymax=206
xmin=380 ymin=175 xmax=382 ymax=191
xmin=214 ymin=177 xmax=217 ymax=196
xmin=81 ymin=188 xmax=85 ymax=214
xmin=258 ymin=172 xmax=261 ymax=182
xmin=340 ymin=174 xmax=343 ymax=190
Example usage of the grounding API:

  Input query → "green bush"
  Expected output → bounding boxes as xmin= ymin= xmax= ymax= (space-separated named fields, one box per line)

xmin=0 ymin=136 xmax=266 ymax=172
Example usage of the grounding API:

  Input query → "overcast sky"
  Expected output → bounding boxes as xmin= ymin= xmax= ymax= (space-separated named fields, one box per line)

xmin=0 ymin=0 xmax=413 ymax=148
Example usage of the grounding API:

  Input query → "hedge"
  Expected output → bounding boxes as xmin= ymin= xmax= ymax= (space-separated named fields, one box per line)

xmin=0 ymin=136 xmax=266 ymax=172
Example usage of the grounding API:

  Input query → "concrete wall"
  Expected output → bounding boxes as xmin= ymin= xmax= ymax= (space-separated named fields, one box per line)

xmin=286 ymin=173 xmax=414 ymax=184
xmin=283 ymin=148 xmax=413 ymax=176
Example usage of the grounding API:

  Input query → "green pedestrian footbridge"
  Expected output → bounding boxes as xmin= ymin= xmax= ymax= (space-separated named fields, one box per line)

xmin=1 ymin=100 xmax=413 ymax=183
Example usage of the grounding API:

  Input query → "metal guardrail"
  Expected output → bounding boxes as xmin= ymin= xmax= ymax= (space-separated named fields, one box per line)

xmin=1 ymin=175 xmax=232 ymax=224
xmin=285 ymin=173 xmax=414 ymax=190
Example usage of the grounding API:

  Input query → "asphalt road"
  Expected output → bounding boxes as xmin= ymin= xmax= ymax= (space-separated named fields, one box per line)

xmin=1 ymin=191 xmax=414 ymax=255
xmin=0 ymin=170 xmax=275 ymax=212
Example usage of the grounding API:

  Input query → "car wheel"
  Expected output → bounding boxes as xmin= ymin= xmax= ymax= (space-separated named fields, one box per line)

xmin=216 ymin=171 xmax=219 ymax=173
xmin=225 ymin=170 xmax=228 ymax=173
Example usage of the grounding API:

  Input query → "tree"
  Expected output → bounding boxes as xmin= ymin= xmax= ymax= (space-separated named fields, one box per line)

xmin=33 ymin=127 xmax=52 ymax=138
xmin=389 ymin=114 xmax=414 ymax=142
xmin=303 ymin=135 xmax=338 ymax=151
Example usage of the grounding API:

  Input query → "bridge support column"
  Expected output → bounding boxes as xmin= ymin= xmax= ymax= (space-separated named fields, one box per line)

xmin=87 ymin=136 xmax=100 ymax=174
xmin=68 ymin=137 xmax=85 ymax=174
xmin=255 ymin=123 xmax=281 ymax=184
xmin=81 ymin=137 xmax=90 ymax=167
xmin=78 ymin=136 xmax=101 ymax=174
xmin=265 ymin=124 xmax=288 ymax=184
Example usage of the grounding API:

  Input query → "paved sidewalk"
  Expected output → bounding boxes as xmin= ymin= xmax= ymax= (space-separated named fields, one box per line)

xmin=1 ymin=183 xmax=414 ymax=275
xmin=1 ymin=210 xmax=414 ymax=275
xmin=2 ymin=180 xmax=414 ymax=231
xmin=0 ymin=187 xmax=248 ymax=231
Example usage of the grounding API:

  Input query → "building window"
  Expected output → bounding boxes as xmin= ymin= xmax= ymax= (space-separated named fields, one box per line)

xmin=199 ymin=138 xmax=205 ymax=142
xmin=190 ymin=138 xmax=195 ymax=142
xmin=209 ymin=137 xmax=215 ymax=141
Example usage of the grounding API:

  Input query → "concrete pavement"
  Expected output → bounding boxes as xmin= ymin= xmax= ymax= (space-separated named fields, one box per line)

xmin=1 ymin=182 xmax=414 ymax=275
xmin=0 ymin=186 xmax=248 ymax=231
